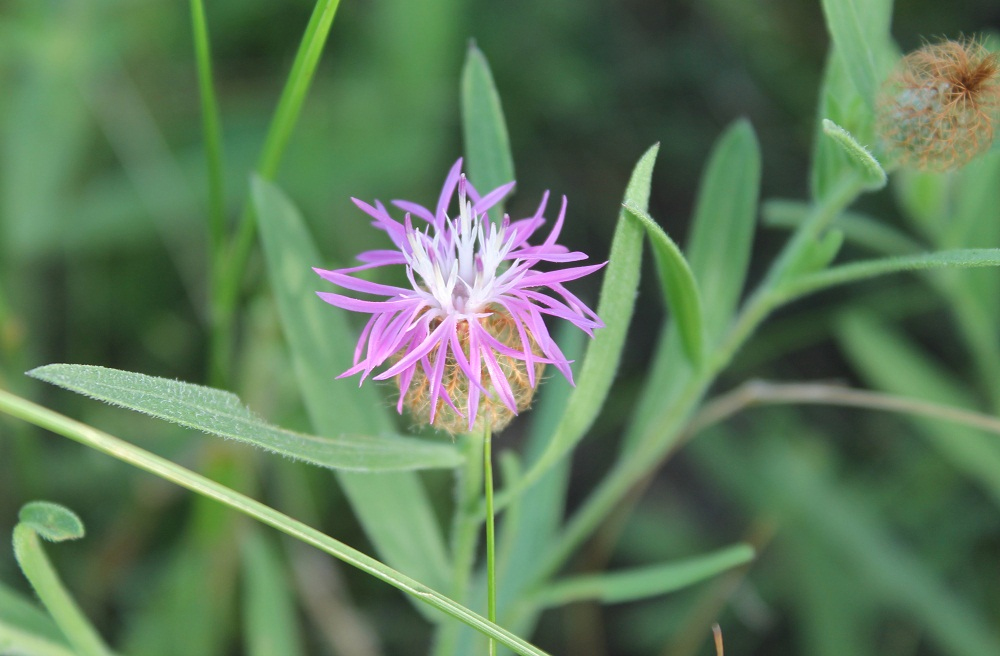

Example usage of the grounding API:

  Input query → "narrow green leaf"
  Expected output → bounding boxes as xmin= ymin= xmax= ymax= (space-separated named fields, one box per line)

xmin=819 ymin=0 xmax=894 ymax=106
xmin=776 ymin=248 xmax=1000 ymax=301
xmin=532 ymin=544 xmax=754 ymax=607
xmin=0 ymin=389 xmax=551 ymax=656
xmin=241 ymin=531 xmax=305 ymax=656
xmin=821 ymin=119 xmax=886 ymax=190
xmin=685 ymin=120 xmax=761 ymax=345
xmin=623 ymin=202 xmax=704 ymax=366
xmin=28 ymin=364 xmax=460 ymax=472
xmin=253 ymin=176 xmax=452 ymax=595
xmin=18 ymin=502 xmax=84 ymax=543
xmin=0 ymin=581 xmax=74 ymax=656
xmin=461 ymin=43 xmax=515 ymax=217
xmin=491 ymin=144 xmax=658 ymax=511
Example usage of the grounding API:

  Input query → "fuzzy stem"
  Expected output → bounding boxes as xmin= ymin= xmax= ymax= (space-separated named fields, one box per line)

xmin=484 ymin=423 xmax=497 ymax=656
xmin=12 ymin=525 xmax=113 ymax=656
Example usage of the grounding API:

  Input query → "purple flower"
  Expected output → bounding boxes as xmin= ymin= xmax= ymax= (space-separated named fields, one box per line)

xmin=314 ymin=159 xmax=604 ymax=434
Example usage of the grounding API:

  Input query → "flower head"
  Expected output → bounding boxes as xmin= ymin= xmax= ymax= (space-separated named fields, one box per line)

xmin=876 ymin=37 xmax=1000 ymax=171
xmin=314 ymin=159 xmax=604 ymax=434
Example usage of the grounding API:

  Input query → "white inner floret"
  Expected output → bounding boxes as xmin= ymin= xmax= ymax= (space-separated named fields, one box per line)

xmin=404 ymin=184 xmax=517 ymax=316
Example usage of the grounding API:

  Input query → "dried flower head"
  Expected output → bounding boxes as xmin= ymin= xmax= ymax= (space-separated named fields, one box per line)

xmin=876 ymin=37 xmax=1000 ymax=171
xmin=314 ymin=159 xmax=604 ymax=434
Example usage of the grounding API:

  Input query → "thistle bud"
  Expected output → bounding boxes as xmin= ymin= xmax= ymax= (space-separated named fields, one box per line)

xmin=402 ymin=308 xmax=546 ymax=435
xmin=876 ymin=38 xmax=1000 ymax=171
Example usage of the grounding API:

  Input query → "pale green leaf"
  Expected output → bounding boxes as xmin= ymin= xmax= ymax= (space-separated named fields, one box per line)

xmin=623 ymin=202 xmax=704 ymax=366
xmin=685 ymin=120 xmax=761 ymax=344
xmin=253 ymin=176 xmax=452 ymax=596
xmin=461 ymin=43 xmax=514 ymax=219
xmin=18 ymin=502 xmax=84 ymax=543
xmin=532 ymin=544 xmax=754 ymax=607
xmin=821 ymin=119 xmax=886 ymax=190
xmin=28 ymin=364 xmax=461 ymax=473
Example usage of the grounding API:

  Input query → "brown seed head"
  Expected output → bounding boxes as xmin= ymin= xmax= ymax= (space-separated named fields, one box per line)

xmin=400 ymin=306 xmax=545 ymax=435
xmin=876 ymin=37 xmax=1000 ymax=171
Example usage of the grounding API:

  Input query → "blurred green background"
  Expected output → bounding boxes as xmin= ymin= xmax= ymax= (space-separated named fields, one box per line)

xmin=2 ymin=0 xmax=1000 ymax=654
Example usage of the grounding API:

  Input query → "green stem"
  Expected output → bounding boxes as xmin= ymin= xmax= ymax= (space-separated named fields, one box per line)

xmin=209 ymin=0 xmax=343 ymax=383
xmin=433 ymin=435 xmax=484 ymax=656
xmin=484 ymin=424 xmax=497 ymax=656
xmin=188 ymin=0 xmax=226 ymax=260
xmin=0 ymin=389 xmax=550 ymax=656
xmin=12 ymin=525 xmax=113 ymax=656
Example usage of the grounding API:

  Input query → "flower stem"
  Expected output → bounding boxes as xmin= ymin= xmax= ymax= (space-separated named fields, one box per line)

xmin=484 ymin=423 xmax=497 ymax=656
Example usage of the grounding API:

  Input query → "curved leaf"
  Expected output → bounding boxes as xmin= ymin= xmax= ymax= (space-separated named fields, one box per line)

xmin=18 ymin=502 xmax=84 ymax=543
xmin=623 ymin=202 xmax=704 ymax=366
xmin=28 ymin=364 xmax=462 ymax=473
xmin=821 ymin=119 xmax=886 ymax=190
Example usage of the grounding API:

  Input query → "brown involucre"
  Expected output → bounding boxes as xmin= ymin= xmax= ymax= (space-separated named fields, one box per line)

xmin=876 ymin=38 xmax=1000 ymax=171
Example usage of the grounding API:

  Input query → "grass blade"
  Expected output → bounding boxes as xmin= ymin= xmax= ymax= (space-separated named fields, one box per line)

xmin=28 ymin=364 xmax=461 ymax=473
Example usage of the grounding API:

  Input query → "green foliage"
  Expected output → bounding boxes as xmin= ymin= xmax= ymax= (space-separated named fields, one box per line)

xmin=623 ymin=202 xmax=705 ymax=367
xmin=4 ymin=1 xmax=1000 ymax=655
xmin=685 ymin=120 xmax=761 ymax=345
xmin=821 ymin=119 xmax=887 ymax=190
xmin=28 ymin=364 xmax=462 ymax=472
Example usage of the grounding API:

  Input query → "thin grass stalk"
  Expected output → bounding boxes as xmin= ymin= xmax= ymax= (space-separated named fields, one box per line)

xmin=210 ymin=0 xmax=343 ymax=382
